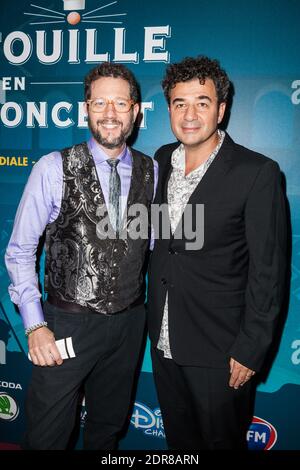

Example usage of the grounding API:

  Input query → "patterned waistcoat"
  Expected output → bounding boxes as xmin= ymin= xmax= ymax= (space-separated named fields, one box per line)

xmin=45 ymin=142 xmax=154 ymax=314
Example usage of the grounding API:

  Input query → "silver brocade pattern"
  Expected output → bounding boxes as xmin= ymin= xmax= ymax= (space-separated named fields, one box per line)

xmin=45 ymin=142 xmax=154 ymax=314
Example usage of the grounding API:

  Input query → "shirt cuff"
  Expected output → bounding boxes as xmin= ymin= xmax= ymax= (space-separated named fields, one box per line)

xmin=20 ymin=301 xmax=45 ymax=330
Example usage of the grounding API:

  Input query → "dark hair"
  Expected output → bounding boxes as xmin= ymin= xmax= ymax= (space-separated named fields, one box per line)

xmin=84 ymin=62 xmax=140 ymax=102
xmin=162 ymin=55 xmax=230 ymax=104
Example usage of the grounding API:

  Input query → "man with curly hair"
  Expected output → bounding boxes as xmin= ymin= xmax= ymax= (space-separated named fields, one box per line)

xmin=147 ymin=56 xmax=287 ymax=449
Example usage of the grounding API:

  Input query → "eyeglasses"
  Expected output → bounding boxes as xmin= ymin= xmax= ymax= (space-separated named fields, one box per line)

xmin=86 ymin=98 xmax=134 ymax=113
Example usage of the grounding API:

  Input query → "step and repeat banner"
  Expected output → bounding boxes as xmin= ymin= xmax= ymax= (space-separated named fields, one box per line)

xmin=0 ymin=0 xmax=299 ymax=450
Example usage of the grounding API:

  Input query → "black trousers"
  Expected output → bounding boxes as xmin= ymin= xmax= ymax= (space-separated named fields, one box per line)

xmin=151 ymin=347 xmax=253 ymax=450
xmin=23 ymin=301 xmax=146 ymax=450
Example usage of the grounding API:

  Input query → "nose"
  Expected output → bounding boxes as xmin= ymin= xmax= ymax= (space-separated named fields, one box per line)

xmin=183 ymin=104 xmax=198 ymax=121
xmin=103 ymin=101 xmax=117 ymax=118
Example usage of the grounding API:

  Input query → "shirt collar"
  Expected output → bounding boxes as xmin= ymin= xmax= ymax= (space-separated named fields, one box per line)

xmin=87 ymin=137 xmax=131 ymax=166
xmin=171 ymin=130 xmax=225 ymax=173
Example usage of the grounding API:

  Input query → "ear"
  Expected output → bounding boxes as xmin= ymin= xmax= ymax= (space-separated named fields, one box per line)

xmin=133 ymin=103 xmax=140 ymax=122
xmin=217 ymin=102 xmax=226 ymax=124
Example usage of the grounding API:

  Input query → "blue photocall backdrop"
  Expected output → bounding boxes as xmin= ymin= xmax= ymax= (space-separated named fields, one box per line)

xmin=0 ymin=0 xmax=299 ymax=450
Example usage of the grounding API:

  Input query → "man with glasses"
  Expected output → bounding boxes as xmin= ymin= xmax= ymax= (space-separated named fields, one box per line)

xmin=5 ymin=62 xmax=158 ymax=450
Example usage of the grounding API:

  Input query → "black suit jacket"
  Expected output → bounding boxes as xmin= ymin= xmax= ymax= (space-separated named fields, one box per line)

xmin=147 ymin=133 xmax=287 ymax=371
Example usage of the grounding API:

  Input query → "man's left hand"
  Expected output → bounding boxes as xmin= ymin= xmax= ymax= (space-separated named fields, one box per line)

xmin=229 ymin=358 xmax=255 ymax=389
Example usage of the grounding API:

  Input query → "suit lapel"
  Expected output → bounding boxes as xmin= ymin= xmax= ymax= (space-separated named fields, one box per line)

xmin=187 ymin=133 xmax=234 ymax=205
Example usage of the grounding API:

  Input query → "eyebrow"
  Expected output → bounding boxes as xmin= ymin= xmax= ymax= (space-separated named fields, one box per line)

xmin=171 ymin=95 xmax=212 ymax=104
xmin=90 ymin=96 xmax=130 ymax=100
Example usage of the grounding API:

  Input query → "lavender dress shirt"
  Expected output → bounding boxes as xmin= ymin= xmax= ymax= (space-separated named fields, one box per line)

xmin=5 ymin=137 xmax=158 ymax=329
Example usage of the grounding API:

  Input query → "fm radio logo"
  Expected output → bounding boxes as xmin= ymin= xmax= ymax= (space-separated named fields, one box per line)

xmin=24 ymin=1 xmax=126 ymax=27
xmin=0 ymin=393 xmax=19 ymax=422
xmin=130 ymin=402 xmax=165 ymax=439
xmin=247 ymin=416 xmax=277 ymax=450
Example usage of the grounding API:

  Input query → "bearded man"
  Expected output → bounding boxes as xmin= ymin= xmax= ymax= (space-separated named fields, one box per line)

xmin=5 ymin=62 xmax=158 ymax=450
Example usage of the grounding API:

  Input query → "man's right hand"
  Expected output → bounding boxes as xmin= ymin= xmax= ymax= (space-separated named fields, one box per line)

xmin=28 ymin=326 xmax=63 ymax=367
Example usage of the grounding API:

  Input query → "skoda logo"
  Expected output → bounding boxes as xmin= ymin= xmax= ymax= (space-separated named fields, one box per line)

xmin=0 ymin=393 xmax=19 ymax=422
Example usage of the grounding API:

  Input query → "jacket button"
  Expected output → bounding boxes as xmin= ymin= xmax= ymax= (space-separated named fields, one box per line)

xmin=161 ymin=278 xmax=167 ymax=285
xmin=169 ymin=249 xmax=177 ymax=255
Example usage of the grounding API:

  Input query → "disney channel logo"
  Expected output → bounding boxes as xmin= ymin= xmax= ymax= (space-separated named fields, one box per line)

xmin=247 ymin=416 xmax=277 ymax=450
xmin=130 ymin=402 xmax=165 ymax=439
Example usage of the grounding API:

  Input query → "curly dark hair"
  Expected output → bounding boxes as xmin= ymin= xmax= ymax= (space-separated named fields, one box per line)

xmin=162 ymin=56 xmax=230 ymax=104
xmin=84 ymin=62 xmax=140 ymax=102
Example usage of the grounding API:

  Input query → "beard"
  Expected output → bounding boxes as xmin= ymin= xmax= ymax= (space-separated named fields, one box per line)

xmin=88 ymin=113 xmax=135 ymax=150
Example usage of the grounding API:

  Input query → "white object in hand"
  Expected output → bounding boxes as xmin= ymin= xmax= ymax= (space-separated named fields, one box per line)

xmin=28 ymin=337 xmax=76 ymax=361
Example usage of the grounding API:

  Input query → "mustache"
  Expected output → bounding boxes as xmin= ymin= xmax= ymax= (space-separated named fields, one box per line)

xmin=97 ymin=119 xmax=122 ymax=126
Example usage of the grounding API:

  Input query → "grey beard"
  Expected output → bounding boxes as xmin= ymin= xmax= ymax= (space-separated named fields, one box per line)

xmin=88 ymin=115 xmax=135 ymax=149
